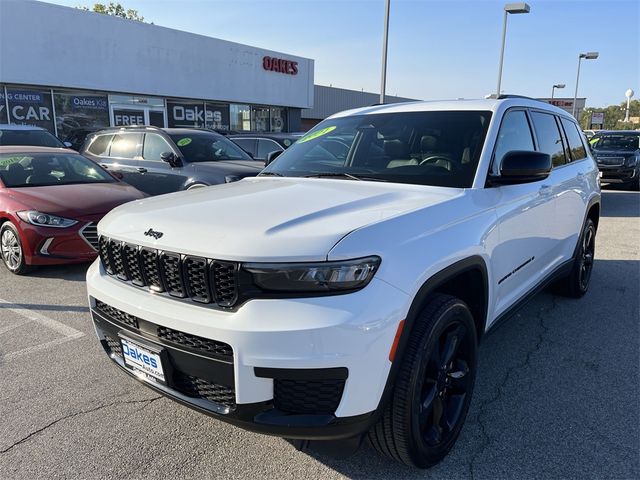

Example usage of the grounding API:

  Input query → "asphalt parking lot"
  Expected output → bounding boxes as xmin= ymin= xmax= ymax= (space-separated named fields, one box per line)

xmin=0 ymin=188 xmax=638 ymax=480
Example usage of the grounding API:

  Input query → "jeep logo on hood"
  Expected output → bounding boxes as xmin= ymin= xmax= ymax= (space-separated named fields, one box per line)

xmin=144 ymin=228 xmax=163 ymax=240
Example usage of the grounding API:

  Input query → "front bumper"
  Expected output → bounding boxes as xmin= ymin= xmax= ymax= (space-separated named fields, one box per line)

xmin=87 ymin=260 xmax=408 ymax=439
xmin=19 ymin=218 xmax=99 ymax=265
xmin=597 ymin=165 xmax=638 ymax=184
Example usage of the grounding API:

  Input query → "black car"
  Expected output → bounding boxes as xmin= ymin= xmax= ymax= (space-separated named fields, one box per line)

xmin=82 ymin=126 xmax=264 ymax=195
xmin=228 ymin=133 xmax=302 ymax=161
xmin=590 ymin=130 xmax=640 ymax=190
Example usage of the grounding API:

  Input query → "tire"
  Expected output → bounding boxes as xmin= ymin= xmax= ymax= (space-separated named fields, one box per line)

xmin=186 ymin=183 xmax=208 ymax=190
xmin=629 ymin=175 xmax=640 ymax=192
xmin=554 ymin=218 xmax=596 ymax=298
xmin=368 ymin=294 xmax=478 ymax=468
xmin=0 ymin=222 xmax=32 ymax=275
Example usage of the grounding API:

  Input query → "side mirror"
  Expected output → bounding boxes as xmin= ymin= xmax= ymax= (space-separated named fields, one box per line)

xmin=160 ymin=151 xmax=179 ymax=167
xmin=489 ymin=151 xmax=552 ymax=186
xmin=265 ymin=150 xmax=283 ymax=166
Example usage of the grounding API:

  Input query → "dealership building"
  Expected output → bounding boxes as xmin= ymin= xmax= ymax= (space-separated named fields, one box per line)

xmin=0 ymin=0 xmax=315 ymax=139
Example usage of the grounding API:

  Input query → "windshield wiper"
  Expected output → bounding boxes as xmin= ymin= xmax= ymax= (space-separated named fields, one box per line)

xmin=258 ymin=171 xmax=284 ymax=177
xmin=304 ymin=172 xmax=388 ymax=182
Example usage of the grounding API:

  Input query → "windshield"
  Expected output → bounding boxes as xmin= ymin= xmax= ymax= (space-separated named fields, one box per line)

xmin=169 ymin=132 xmax=251 ymax=162
xmin=591 ymin=133 xmax=640 ymax=151
xmin=261 ymin=111 xmax=492 ymax=188
xmin=0 ymin=129 xmax=65 ymax=148
xmin=0 ymin=152 xmax=115 ymax=187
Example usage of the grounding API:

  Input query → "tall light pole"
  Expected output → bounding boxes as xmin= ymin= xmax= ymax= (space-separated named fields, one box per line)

xmin=551 ymin=83 xmax=565 ymax=99
xmin=380 ymin=0 xmax=391 ymax=104
xmin=571 ymin=51 xmax=599 ymax=117
xmin=624 ymin=89 xmax=634 ymax=122
xmin=496 ymin=2 xmax=530 ymax=96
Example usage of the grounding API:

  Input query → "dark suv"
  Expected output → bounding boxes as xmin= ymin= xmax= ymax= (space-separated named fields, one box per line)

xmin=82 ymin=126 xmax=264 ymax=195
xmin=590 ymin=130 xmax=640 ymax=190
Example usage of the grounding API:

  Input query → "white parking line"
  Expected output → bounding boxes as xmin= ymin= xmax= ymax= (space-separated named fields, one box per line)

xmin=0 ymin=298 xmax=85 ymax=360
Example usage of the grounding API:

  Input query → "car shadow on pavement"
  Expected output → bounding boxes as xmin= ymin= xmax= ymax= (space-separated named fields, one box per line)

xmin=299 ymin=258 xmax=640 ymax=479
xmin=600 ymin=189 xmax=640 ymax=218
xmin=25 ymin=262 xmax=90 ymax=282
xmin=0 ymin=302 xmax=89 ymax=313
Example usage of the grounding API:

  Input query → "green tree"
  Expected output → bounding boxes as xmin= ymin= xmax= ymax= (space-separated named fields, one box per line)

xmin=78 ymin=2 xmax=145 ymax=22
xmin=580 ymin=99 xmax=640 ymax=130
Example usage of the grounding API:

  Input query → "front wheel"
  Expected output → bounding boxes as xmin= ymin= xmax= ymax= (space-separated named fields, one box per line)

xmin=554 ymin=218 xmax=596 ymax=298
xmin=368 ymin=294 xmax=477 ymax=468
xmin=0 ymin=222 xmax=31 ymax=275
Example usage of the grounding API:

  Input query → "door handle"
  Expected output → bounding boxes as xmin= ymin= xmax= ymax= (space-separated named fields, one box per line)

xmin=99 ymin=163 xmax=109 ymax=169
xmin=539 ymin=184 xmax=552 ymax=195
xmin=576 ymin=171 xmax=585 ymax=179
xmin=137 ymin=168 xmax=148 ymax=173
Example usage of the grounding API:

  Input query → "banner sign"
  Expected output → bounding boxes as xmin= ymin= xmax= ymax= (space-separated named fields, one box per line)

xmin=54 ymin=91 xmax=109 ymax=137
xmin=205 ymin=102 xmax=230 ymax=130
xmin=0 ymin=88 xmax=7 ymax=124
xmin=113 ymin=108 xmax=145 ymax=126
xmin=6 ymin=88 xmax=55 ymax=133
xmin=167 ymin=101 xmax=230 ymax=130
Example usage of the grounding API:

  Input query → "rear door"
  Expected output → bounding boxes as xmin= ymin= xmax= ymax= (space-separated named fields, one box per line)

xmin=136 ymin=133 xmax=189 ymax=195
xmin=491 ymin=109 xmax=557 ymax=317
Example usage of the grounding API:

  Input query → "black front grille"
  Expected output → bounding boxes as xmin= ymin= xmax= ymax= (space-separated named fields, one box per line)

xmin=95 ymin=300 xmax=139 ymax=329
xmin=174 ymin=373 xmax=236 ymax=409
xmin=99 ymin=236 xmax=239 ymax=308
xmin=274 ymin=379 xmax=345 ymax=415
xmin=104 ymin=334 xmax=122 ymax=358
xmin=81 ymin=222 xmax=99 ymax=251
xmin=157 ymin=326 xmax=233 ymax=359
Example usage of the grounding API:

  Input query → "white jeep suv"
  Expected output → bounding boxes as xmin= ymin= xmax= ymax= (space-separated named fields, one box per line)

xmin=87 ymin=96 xmax=600 ymax=468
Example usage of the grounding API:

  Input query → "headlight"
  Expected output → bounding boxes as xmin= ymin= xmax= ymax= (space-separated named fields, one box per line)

xmin=627 ymin=155 xmax=639 ymax=167
xmin=243 ymin=256 xmax=381 ymax=293
xmin=16 ymin=211 xmax=78 ymax=228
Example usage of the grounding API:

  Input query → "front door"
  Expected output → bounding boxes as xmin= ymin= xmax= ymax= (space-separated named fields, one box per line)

xmin=136 ymin=132 xmax=189 ymax=195
xmin=490 ymin=109 xmax=557 ymax=319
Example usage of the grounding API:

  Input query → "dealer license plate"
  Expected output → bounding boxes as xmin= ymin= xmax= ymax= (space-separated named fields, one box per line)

xmin=120 ymin=337 xmax=165 ymax=382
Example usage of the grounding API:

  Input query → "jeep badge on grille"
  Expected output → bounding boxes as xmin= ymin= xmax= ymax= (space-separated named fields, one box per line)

xmin=144 ymin=228 xmax=164 ymax=240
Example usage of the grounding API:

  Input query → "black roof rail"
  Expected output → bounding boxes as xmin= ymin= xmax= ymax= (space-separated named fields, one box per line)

xmin=495 ymin=94 xmax=547 ymax=102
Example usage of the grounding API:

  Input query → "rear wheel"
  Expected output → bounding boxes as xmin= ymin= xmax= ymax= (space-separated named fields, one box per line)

xmin=0 ymin=222 xmax=31 ymax=275
xmin=368 ymin=294 xmax=477 ymax=468
xmin=554 ymin=218 xmax=596 ymax=298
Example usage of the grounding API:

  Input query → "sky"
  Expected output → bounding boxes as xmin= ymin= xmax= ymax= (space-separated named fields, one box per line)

xmin=43 ymin=0 xmax=639 ymax=107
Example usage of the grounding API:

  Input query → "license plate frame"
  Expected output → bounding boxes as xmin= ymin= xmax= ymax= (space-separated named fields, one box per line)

xmin=119 ymin=335 xmax=167 ymax=384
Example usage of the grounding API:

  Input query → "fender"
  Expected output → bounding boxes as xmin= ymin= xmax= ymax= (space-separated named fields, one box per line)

xmin=373 ymin=255 xmax=489 ymax=414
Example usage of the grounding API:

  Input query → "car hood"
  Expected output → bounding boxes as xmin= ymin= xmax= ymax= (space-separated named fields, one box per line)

xmin=99 ymin=177 xmax=462 ymax=261
xmin=8 ymin=183 xmax=145 ymax=218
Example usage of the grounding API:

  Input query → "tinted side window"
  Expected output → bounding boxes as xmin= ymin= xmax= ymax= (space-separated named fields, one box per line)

xmin=233 ymin=138 xmax=256 ymax=156
xmin=560 ymin=118 xmax=587 ymax=161
xmin=87 ymin=134 xmax=113 ymax=156
xmin=493 ymin=110 xmax=534 ymax=166
xmin=257 ymin=139 xmax=283 ymax=159
xmin=142 ymin=133 xmax=173 ymax=161
xmin=109 ymin=133 xmax=142 ymax=159
xmin=531 ymin=112 xmax=567 ymax=167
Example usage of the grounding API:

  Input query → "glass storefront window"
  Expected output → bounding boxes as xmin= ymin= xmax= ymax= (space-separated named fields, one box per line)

xmin=251 ymin=106 xmax=270 ymax=132
xmin=167 ymin=100 xmax=206 ymax=128
xmin=270 ymin=107 xmax=288 ymax=132
xmin=53 ymin=90 xmax=110 ymax=139
xmin=6 ymin=87 xmax=55 ymax=133
xmin=230 ymin=104 xmax=251 ymax=131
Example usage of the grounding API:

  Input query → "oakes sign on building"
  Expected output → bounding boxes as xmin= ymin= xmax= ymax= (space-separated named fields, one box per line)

xmin=262 ymin=56 xmax=298 ymax=75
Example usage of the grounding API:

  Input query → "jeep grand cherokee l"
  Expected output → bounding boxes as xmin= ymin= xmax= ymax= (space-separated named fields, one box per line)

xmin=87 ymin=96 xmax=600 ymax=468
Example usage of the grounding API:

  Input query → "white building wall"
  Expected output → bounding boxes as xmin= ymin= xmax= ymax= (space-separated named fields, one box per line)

xmin=0 ymin=1 xmax=314 ymax=108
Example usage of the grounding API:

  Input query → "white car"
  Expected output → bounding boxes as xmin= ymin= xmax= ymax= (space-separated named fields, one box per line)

xmin=87 ymin=96 xmax=600 ymax=468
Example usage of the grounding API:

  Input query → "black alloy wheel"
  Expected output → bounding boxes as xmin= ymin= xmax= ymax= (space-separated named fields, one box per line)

xmin=369 ymin=294 xmax=478 ymax=468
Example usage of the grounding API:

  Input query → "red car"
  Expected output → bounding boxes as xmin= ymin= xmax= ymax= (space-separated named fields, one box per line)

xmin=0 ymin=146 xmax=145 ymax=274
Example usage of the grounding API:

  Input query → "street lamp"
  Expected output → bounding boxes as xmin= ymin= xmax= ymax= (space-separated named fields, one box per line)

xmin=496 ymin=2 xmax=531 ymax=96
xmin=571 ymin=51 xmax=599 ymax=117
xmin=624 ymin=89 xmax=634 ymax=122
xmin=380 ymin=0 xmax=391 ymax=104
xmin=551 ymin=83 xmax=565 ymax=98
